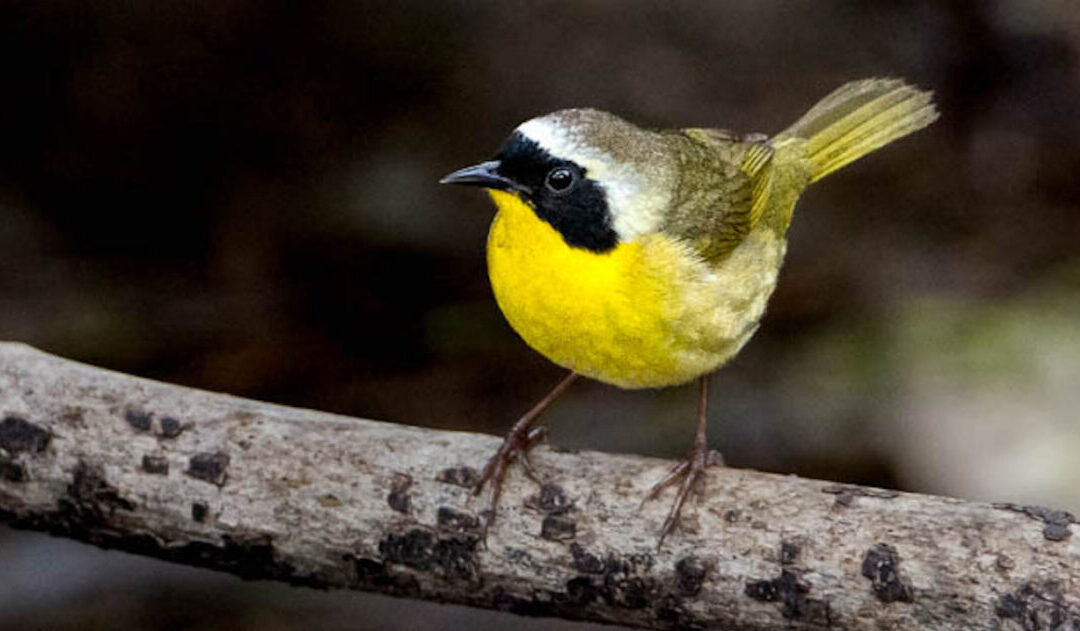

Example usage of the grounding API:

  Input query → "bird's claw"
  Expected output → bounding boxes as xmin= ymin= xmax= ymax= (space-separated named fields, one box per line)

xmin=644 ymin=448 xmax=724 ymax=548
xmin=471 ymin=425 xmax=549 ymax=539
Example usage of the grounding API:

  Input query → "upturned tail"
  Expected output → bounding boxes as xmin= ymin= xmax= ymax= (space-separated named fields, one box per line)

xmin=779 ymin=78 xmax=938 ymax=183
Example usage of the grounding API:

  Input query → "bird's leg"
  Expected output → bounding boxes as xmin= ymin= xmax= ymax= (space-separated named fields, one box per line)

xmin=645 ymin=374 xmax=724 ymax=546
xmin=473 ymin=371 xmax=578 ymax=535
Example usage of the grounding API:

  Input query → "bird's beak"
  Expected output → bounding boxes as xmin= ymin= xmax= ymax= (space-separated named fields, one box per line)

xmin=439 ymin=160 xmax=523 ymax=193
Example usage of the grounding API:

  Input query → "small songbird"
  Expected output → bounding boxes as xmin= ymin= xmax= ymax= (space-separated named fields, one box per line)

xmin=441 ymin=78 xmax=938 ymax=544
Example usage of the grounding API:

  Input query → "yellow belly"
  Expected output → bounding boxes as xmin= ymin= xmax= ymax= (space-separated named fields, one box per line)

xmin=485 ymin=191 xmax=782 ymax=388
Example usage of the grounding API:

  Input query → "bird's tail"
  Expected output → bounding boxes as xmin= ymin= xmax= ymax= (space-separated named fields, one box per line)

xmin=778 ymin=78 xmax=938 ymax=183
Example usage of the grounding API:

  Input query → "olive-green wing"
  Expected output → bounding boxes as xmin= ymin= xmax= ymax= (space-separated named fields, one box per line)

xmin=662 ymin=128 xmax=774 ymax=262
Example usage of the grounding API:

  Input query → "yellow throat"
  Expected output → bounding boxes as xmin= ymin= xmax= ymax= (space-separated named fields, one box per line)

xmin=486 ymin=190 xmax=770 ymax=389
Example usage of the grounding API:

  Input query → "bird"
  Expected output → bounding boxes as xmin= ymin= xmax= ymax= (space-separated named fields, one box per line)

xmin=440 ymin=78 xmax=938 ymax=544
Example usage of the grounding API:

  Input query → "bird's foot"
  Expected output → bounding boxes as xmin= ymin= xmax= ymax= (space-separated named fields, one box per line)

xmin=644 ymin=446 xmax=724 ymax=547
xmin=472 ymin=425 xmax=548 ymax=537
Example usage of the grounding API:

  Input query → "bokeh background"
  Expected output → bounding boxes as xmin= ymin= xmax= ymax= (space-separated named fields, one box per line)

xmin=1 ymin=1 xmax=1078 ymax=629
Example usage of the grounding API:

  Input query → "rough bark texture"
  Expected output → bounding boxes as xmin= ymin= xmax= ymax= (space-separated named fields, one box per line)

xmin=0 ymin=343 xmax=1076 ymax=630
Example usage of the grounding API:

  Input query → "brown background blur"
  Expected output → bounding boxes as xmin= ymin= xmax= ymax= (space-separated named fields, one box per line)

xmin=1 ymin=1 xmax=1078 ymax=629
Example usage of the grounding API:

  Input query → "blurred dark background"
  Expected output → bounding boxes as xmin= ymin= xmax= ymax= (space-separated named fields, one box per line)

xmin=1 ymin=1 xmax=1078 ymax=629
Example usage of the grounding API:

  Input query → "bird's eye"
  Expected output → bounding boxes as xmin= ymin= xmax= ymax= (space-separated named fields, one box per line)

xmin=544 ymin=167 xmax=576 ymax=193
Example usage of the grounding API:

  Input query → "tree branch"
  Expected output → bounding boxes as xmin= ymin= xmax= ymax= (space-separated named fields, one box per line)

xmin=0 ymin=343 xmax=1076 ymax=630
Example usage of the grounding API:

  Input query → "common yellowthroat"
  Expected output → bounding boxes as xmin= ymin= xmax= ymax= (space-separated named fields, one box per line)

xmin=441 ymin=78 xmax=938 ymax=543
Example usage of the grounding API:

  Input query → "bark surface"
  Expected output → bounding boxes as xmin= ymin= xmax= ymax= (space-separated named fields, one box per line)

xmin=0 ymin=343 xmax=1076 ymax=630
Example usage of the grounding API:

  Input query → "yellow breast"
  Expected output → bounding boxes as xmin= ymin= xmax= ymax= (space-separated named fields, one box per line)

xmin=485 ymin=191 xmax=780 ymax=388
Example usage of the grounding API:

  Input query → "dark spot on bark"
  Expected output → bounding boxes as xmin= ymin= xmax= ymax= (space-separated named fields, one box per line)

xmin=595 ymin=551 xmax=659 ymax=610
xmin=387 ymin=473 xmax=412 ymax=514
xmin=606 ymin=576 xmax=650 ymax=609
xmin=194 ymin=533 xmax=301 ymax=583
xmin=158 ymin=416 xmax=184 ymax=438
xmin=556 ymin=550 xmax=666 ymax=612
xmin=781 ymin=540 xmax=801 ymax=566
xmin=861 ymin=543 xmax=914 ymax=603
xmin=994 ymin=502 xmax=1076 ymax=541
xmin=541 ymin=514 xmax=576 ymax=541
xmin=436 ymin=506 xmax=479 ymax=534
xmin=0 ymin=458 xmax=26 ymax=482
xmin=384 ymin=491 xmax=408 ymax=514
xmin=69 ymin=461 xmax=136 ymax=515
xmin=796 ymin=595 xmax=832 ymax=625
xmin=995 ymin=580 xmax=1080 ymax=629
xmin=0 ymin=416 xmax=50 ymax=454
xmin=192 ymin=502 xmax=208 ymax=522
xmin=1043 ymin=523 xmax=1072 ymax=541
xmin=565 ymin=576 xmax=599 ymax=605
xmin=745 ymin=577 xmax=778 ymax=601
xmin=525 ymin=482 xmax=573 ymax=515
xmin=124 ymin=409 xmax=152 ymax=432
xmin=675 ymin=556 xmax=709 ymax=597
xmin=996 ymin=594 xmax=1025 ymax=620
xmin=186 ymin=452 xmax=230 ymax=486
xmin=822 ymin=484 xmax=900 ymax=508
xmin=380 ymin=529 xmax=435 ymax=569
xmin=354 ymin=557 xmax=390 ymax=583
xmin=745 ymin=569 xmax=832 ymax=623
xmin=431 ymin=536 xmax=480 ymax=582
xmin=379 ymin=528 xmax=479 ymax=582
xmin=141 ymin=454 xmax=169 ymax=475
xmin=437 ymin=466 xmax=479 ymax=488
xmin=723 ymin=509 xmax=741 ymax=523
xmin=570 ymin=543 xmax=605 ymax=574
xmin=349 ymin=556 xmax=421 ymax=596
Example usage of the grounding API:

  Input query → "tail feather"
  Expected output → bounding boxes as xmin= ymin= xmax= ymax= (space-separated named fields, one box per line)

xmin=779 ymin=78 xmax=938 ymax=182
